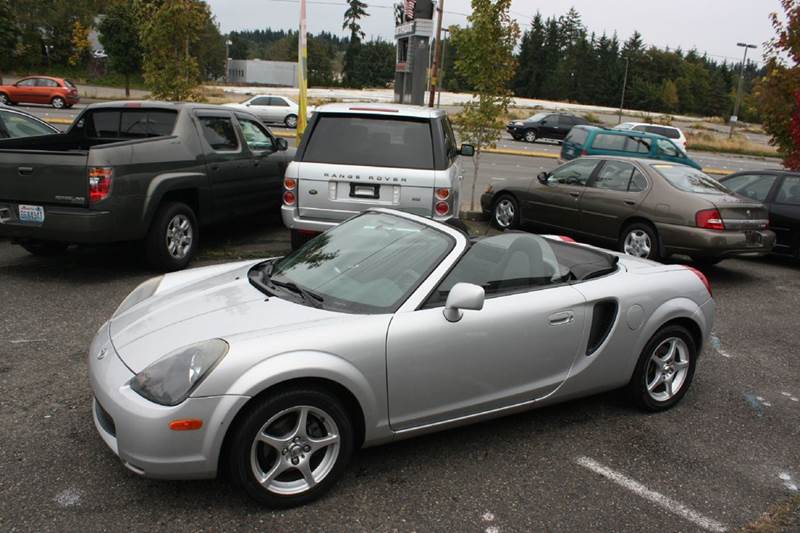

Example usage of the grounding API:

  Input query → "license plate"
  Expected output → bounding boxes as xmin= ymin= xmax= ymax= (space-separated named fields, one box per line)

xmin=18 ymin=204 xmax=45 ymax=223
xmin=350 ymin=184 xmax=379 ymax=199
xmin=745 ymin=230 xmax=763 ymax=245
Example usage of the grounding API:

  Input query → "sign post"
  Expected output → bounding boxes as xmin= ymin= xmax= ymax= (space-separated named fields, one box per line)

xmin=297 ymin=0 xmax=308 ymax=143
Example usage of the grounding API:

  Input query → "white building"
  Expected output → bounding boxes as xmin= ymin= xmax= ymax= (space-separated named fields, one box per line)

xmin=227 ymin=60 xmax=299 ymax=88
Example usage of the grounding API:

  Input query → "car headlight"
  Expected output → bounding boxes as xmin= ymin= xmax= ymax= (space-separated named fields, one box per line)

xmin=129 ymin=339 xmax=229 ymax=406
xmin=114 ymin=276 xmax=163 ymax=317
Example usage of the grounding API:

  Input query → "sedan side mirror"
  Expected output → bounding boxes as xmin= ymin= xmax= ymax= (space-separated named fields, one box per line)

xmin=459 ymin=144 xmax=475 ymax=157
xmin=537 ymin=171 xmax=550 ymax=184
xmin=443 ymin=283 xmax=485 ymax=322
xmin=276 ymin=137 xmax=288 ymax=151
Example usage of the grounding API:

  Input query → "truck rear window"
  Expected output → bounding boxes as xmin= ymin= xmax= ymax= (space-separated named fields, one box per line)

xmin=302 ymin=115 xmax=434 ymax=170
xmin=85 ymin=110 xmax=177 ymax=139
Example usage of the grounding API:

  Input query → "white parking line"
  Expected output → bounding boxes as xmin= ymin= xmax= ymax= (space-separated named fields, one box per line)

xmin=576 ymin=456 xmax=727 ymax=532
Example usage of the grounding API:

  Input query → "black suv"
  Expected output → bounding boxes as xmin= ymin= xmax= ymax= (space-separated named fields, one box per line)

xmin=507 ymin=112 xmax=590 ymax=143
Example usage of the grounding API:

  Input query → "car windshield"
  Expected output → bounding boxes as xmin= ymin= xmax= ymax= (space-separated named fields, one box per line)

xmin=528 ymin=113 xmax=548 ymax=122
xmin=653 ymin=164 xmax=731 ymax=195
xmin=250 ymin=212 xmax=454 ymax=314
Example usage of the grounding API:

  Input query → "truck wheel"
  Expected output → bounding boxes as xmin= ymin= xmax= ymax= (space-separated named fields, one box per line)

xmin=290 ymin=230 xmax=312 ymax=251
xmin=51 ymin=97 xmax=65 ymax=109
xmin=285 ymin=114 xmax=298 ymax=128
xmin=20 ymin=241 xmax=69 ymax=256
xmin=145 ymin=202 xmax=198 ymax=271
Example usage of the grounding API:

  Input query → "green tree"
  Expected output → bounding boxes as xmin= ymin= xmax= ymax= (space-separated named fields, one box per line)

xmin=193 ymin=15 xmax=226 ymax=80
xmin=0 ymin=0 xmax=17 ymax=76
xmin=138 ymin=0 xmax=209 ymax=100
xmin=451 ymin=0 xmax=519 ymax=211
xmin=342 ymin=0 xmax=368 ymax=87
xmin=756 ymin=0 xmax=800 ymax=168
xmin=98 ymin=2 xmax=142 ymax=96
xmin=660 ymin=79 xmax=679 ymax=111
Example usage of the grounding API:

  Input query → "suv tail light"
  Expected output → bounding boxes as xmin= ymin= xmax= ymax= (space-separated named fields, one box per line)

xmin=88 ymin=167 xmax=112 ymax=204
xmin=695 ymin=209 xmax=724 ymax=230
xmin=686 ymin=266 xmax=712 ymax=297
xmin=283 ymin=177 xmax=297 ymax=206
xmin=434 ymin=201 xmax=449 ymax=216
xmin=434 ymin=187 xmax=452 ymax=217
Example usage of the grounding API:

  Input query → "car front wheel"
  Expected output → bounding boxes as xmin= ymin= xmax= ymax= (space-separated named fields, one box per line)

xmin=228 ymin=388 xmax=355 ymax=508
xmin=524 ymin=130 xmax=538 ymax=143
xmin=628 ymin=325 xmax=697 ymax=411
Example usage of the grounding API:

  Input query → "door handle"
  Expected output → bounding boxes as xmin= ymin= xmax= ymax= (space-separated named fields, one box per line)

xmin=210 ymin=164 xmax=220 ymax=171
xmin=18 ymin=166 xmax=33 ymax=175
xmin=548 ymin=311 xmax=575 ymax=325
xmin=624 ymin=200 xmax=636 ymax=206
xmin=569 ymin=191 xmax=580 ymax=198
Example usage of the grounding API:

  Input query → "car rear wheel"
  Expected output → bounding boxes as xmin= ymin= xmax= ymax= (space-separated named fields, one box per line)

xmin=491 ymin=194 xmax=520 ymax=230
xmin=51 ymin=96 xmax=65 ymax=109
xmin=620 ymin=222 xmax=661 ymax=261
xmin=228 ymin=388 xmax=355 ymax=508
xmin=0 ymin=93 xmax=10 ymax=105
xmin=627 ymin=325 xmax=697 ymax=411
xmin=524 ymin=130 xmax=538 ymax=143
xmin=20 ymin=240 xmax=69 ymax=256
xmin=144 ymin=202 xmax=198 ymax=271
xmin=285 ymin=114 xmax=298 ymax=128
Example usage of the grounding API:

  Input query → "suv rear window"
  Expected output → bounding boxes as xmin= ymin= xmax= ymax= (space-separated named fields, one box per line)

xmin=85 ymin=109 xmax=178 ymax=139
xmin=643 ymin=125 xmax=680 ymax=139
xmin=303 ymin=115 xmax=434 ymax=170
xmin=565 ymin=128 xmax=588 ymax=145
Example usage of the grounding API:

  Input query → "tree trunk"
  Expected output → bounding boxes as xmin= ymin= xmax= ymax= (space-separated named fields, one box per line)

xmin=125 ymin=73 xmax=130 ymax=97
xmin=470 ymin=147 xmax=481 ymax=213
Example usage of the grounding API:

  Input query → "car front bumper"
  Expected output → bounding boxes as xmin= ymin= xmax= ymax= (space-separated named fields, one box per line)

xmin=88 ymin=322 xmax=249 ymax=480
xmin=657 ymin=223 xmax=776 ymax=259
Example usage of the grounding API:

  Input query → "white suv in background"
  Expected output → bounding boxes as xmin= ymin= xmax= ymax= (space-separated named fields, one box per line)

xmin=616 ymin=122 xmax=687 ymax=151
xmin=281 ymin=103 xmax=474 ymax=249
xmin=224 ymin=95 xmax=309 ymax=128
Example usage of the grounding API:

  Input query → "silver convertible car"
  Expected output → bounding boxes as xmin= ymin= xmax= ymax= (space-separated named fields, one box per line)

xmin=89 ymin=208 xmax=715 ymax=507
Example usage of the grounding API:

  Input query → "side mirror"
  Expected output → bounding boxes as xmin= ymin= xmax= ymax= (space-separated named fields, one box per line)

xmin=459 ymin=144 xmax=475 ymax=157
xmin=537 ymin=171 xmax=550 ymax=184
xmin=443 ymin=283 xmax=485 ymax=322
xmin=276 ymin=137 xmax=288 ymax=151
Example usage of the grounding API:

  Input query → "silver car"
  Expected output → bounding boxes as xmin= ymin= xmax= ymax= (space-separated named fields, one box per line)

xmin=89 ymin=208 xmax=715 ymax=507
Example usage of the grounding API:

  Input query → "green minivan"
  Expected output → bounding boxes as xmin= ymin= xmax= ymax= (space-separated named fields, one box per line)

xmin=561 ymin=125 xmax=702 ymax=170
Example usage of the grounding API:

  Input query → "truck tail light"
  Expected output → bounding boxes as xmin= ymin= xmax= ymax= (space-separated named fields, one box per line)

xmin=88 ymin=167 xmax=113 ymax=204
xmin=686 ymin=266 xmax=712 ymax=297
xmin=695 ymin=209 xmax=724 ymax=230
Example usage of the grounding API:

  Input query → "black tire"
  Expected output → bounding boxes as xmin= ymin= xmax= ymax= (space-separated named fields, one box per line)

xmin=491 ymin=194 xmax=520 ymax=230
xmin=20 ymin=241 xmax=69 ymax=256
xmin=144 ymin=202 xmax=198 ymax=271
xmin=523 ymin=129 xmax=538 ymax=143
xmin=619 ymin=222 xmax=661 ymax=261
xmin=51 ymin=96 xmax=65 ymax=109
xmin=227 ymin=387 xmax=355 ymax=508
xmin=627 ymin=324 xmax=697 ymax=412
xmin=285 ymin=114 xmax=298 ymax=128
xmin=290 ymin=229 xmax=312 ymax=251
xmin=0 ymin=92 xmax=10 ymax=105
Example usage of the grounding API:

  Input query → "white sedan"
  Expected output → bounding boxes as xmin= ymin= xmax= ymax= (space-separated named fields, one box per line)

xmin=224 ymin=95 xmax=313 ymax=129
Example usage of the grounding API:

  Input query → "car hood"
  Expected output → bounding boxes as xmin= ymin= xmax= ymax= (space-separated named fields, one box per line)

xmin=109 ymin=261 xmax=340 ymax=373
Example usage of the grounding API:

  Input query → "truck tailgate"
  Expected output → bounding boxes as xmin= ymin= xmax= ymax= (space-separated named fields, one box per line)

xmin=0 ymin=150 xmax=89 ymax=206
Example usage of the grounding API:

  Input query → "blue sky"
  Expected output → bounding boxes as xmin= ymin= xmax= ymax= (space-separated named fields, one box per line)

xmin=207 ymin=0 xmax=780 ymax=65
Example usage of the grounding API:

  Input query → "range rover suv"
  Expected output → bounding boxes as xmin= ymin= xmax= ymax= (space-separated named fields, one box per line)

xmin=281 ymin=103 xmax=474 ymax=248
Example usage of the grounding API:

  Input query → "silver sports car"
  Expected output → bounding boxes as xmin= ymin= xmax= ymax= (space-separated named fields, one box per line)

xmin=89 ymin=208 xmax=715 ymax=507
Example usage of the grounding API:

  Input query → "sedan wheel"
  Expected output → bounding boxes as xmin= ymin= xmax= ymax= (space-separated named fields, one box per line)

xmin=51 ymin=96 xmax=65 ymax=109
xmin=491 ymin=195 xmax=519 ymax=230
xmin=285 ymin=114 xmax=298 ymax=128
xmin=229 ymin=388 xmax=355 ymax=507
xmin=524 ymin=130 xmax=537 ymax=143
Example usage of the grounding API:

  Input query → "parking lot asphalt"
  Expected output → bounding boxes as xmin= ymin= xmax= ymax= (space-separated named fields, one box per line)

xmin=1 ymin=215 xmax=798 ymax=532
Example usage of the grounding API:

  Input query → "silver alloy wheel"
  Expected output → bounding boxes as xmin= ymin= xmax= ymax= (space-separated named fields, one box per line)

xmin=646 ymin=337 xmax=690 ymax=402
xmin=52 ymin=97 xmax=65 ymax=109
xmin=524 ymin=130 xmax=537 ymax=143
xmin=285 ymin=114 xmax=298 ymax=128
xmin=250 ymin=405 xmax=341 ymax=496
xmin=165 ymin=214 xmax=193 ymax=259
xmin=623 ymin=229 xmax=652 ymax=258
xmin=494 ymin=198 xmax=515 ymax=228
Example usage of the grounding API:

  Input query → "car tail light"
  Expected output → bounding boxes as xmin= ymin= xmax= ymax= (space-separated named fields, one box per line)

xmin=686 ymin=266 xmax=712 ymax=297
xmin=580 ymin=149 xmax=588 ymax=156
xmin=284 ymin=177 xmax=297 ymax=190
xmin=435 ymin=188 xmax=450 ymax=200
xmin=88 ymin=167 xmax=113 ymax=204
xmin=283 ymin=190 xmax=296 ymax=206
xmin=695 ymin=209 xmax=724 ymax=230
xmin=435 ymin=200 xmax=449 ymax=216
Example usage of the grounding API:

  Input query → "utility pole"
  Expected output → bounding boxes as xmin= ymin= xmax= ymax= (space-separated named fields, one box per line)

xmin=618 ymin=56 xmax=629 ymax=125
xmin=225 ymin=38 xmax=232 ymax=83
xmin=729 ymin=42 xmax=757 ymax=138
xmin=428 ymin=0 xmax=444 ymax=108
xmin=297 ymin=0 xmax=308 ymax=143
xmin=436 ymin=28 xmax=448 ymax=108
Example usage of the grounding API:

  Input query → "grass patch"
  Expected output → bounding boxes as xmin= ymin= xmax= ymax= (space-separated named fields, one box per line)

xmin=686 ymin=132 xmax=780 ymax=158
xmin=582 ymin=111 xmax=603 ymax=125
xmin=739 ymin=494 xmax=800 ymax=532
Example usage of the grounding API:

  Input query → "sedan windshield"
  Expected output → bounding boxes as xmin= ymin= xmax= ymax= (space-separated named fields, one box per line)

xmin=653 ymin=164 xmax=731 ymax=195
xmin=253 ymin=212 xmax=454 ymax=314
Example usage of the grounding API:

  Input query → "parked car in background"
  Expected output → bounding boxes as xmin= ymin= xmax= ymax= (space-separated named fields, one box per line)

xmin=281 ymin=103 xmax=474 ymax=249
xmin=0 ymin=76 xmax=80 ymax=109
xmin=616 ymin=122 xmax=687 ymax=151
xmin=0 ymin=106 xmax=59 ymax=138
xmin=482 ymin=156 xmax=775 ymax=264
xmin=507 ymin=112 xmax=590 ymax=143
xmin=224 ymin=95 xmax=310 ymax=128
xmin=561 ymin=126 xmax=702 ymax=170
xmin=0 ymin=102 xmax=292 ymax=270
xmin=89 ymin=208 xmax=714 ymax=507
xmin=719 ymin=170 xmax=800 ymax=258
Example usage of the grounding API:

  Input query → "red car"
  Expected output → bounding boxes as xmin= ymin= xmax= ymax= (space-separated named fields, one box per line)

xmin=0 ymin=76 xmax=80 ymax=109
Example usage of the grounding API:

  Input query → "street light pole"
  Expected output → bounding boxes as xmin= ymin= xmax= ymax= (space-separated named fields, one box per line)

xmin=729 ymin=42 xmax=757 ymax=138
xmin=618 ymin=56 xmax=629 ymax=125
xmin=428 ymin=0 xmax=444 ymax=108
xmin=225 ymin=39 xmax=232 ymax=83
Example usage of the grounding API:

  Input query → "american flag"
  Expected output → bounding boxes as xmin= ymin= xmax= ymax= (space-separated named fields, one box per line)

xmin=403 ymin=0 xmax=416 ymax=20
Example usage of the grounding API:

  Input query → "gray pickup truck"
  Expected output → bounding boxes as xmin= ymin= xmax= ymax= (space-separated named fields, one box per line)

xmin=0 ymin=102 xmax=293 ymax=270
